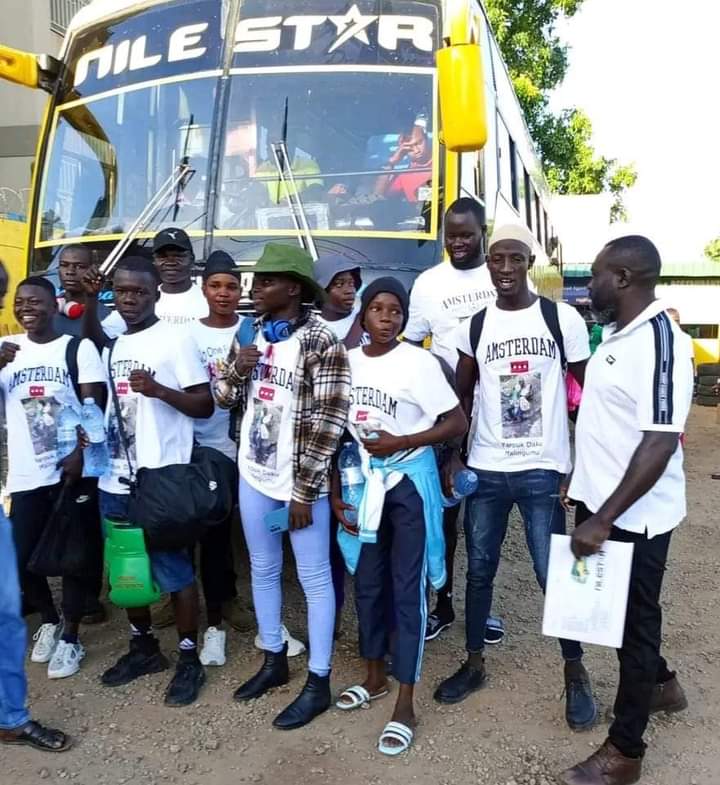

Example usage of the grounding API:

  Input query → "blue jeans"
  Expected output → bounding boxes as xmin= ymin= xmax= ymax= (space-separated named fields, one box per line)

xmin=239 ymin=476 xmax=334 ymax=677
xmin=0 ymin=511 xmax=30 ymax=730
xmin=98 ymin=491 xmax=195 ymax=594
xmin=464 ymin=468 xmax=583 ymax=660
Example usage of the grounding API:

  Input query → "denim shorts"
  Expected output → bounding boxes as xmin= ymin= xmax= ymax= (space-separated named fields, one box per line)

xmin=99 ymin=490 xmax=195 ymax=594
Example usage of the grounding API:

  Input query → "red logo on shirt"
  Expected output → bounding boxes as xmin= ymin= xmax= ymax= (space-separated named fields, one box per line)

xmin=356 ymin=411 xmax=369 ymax=422
xmin=510 ymin=361 xmax=529 ymax=374
xmin=117 ymin=382 xmax=129 ymax=395
xmin=259 ymin=386 xmax=275 ymax=402
xmin=29 ymin=385 xmax=45 ymax=397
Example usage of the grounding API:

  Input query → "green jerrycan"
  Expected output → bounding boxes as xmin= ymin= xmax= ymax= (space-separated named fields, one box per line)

xmin=104 ymin=516 xmax=161 ymax=608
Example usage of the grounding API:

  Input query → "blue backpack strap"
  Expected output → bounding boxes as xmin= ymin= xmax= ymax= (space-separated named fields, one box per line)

xmin=539 ymin=297 xmax=566 ymax=369
xmin=235 ymin=316 xmax=257 ymax=348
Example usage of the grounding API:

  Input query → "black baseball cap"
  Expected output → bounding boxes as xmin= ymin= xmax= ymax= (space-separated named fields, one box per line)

xmin=153 ymin=227 xmax=193 ymax=254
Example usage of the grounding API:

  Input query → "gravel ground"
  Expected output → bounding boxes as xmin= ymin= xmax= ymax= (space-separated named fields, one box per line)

xmin=6 ymin=405 xmax=719 ymax=785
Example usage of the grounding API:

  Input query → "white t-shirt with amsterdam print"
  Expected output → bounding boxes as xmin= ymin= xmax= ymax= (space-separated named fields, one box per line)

xmin=99 ymin=320 xmax=209 ymax=495
xmin=239 ymin=332 xmax=300 ymax=501
xmin=0 ymin=334 xmax=105 ymax=493
xmin=348 ymin=342 xmax=459 ymax=487
xmin=189 ymin=320 xmax=238 ymax=460
xmin=405 ymin=262 xmax=498 ymax=371
xmin=456 ymin=300 xmax=590 ymax=474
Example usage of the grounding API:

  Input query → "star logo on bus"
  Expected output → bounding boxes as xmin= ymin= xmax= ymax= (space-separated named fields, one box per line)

xmin=328 ymin=5 xmax=377 ymax=53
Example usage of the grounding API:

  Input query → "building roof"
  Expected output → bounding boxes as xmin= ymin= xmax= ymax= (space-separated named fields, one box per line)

xmin=565 ymin=261 xmax=720 ymax=279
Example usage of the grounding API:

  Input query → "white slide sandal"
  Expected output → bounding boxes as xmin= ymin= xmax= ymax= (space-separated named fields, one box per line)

xmin=378 ymin=721 xmax=414 ymax=756
xmin=336 ymin=684 xmax=389 ymax=711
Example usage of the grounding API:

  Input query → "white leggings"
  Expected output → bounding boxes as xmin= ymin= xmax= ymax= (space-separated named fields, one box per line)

xmin=239 ymin=476 xmax=334 ymax=676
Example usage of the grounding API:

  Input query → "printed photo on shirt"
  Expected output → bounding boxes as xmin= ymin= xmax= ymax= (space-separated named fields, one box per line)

xmin=108 ymin=397 xmax=137 ymax=465
xmin=501 ymin=371 xmax=542 ymax=439
xmin=21 ymin=395 xmax=60 ymax=455
xmin=247 ymin=397 xmax=283 ymax=469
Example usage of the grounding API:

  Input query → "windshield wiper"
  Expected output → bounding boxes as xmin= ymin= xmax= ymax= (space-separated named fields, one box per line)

xmin=269 ymin=97 xmax=319 ymax=260
xmin=99 ymin=159 xmax=194 ymax=277
xmin=99 ymin=119 xmax=196 ymax=275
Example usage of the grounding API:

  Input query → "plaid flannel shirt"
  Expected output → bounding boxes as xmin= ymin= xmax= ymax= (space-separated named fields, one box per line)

xmin=214 ymin=314 xmax=351 ymax=504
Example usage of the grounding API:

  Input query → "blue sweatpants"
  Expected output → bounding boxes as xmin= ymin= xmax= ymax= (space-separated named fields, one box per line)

xmin=354 ymin=477 xmax=427 ymax=685
xmin=239 ymin=476 xmax=334 ymax=677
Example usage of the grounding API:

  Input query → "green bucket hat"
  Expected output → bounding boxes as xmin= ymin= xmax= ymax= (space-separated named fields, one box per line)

xmin=254 ymin=243 xmax=326 ymax=303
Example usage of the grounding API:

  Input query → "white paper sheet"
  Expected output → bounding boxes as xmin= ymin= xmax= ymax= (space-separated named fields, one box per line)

xmin=542 ymin=534 xmax=634 ymax=649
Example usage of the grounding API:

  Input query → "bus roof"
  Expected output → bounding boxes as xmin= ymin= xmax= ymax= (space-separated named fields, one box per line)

xmin=64 ymin=0 xmax=166 ymax=44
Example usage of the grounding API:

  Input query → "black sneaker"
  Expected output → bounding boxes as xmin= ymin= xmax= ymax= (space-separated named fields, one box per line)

xmin=165 ymin=654 xmax=206 ymax=707
xmin=434 ymin=659 xmax=486 ymax=704
xmin=564 ymin=660 xmax=598 ymax=731
xmin=101 ymin=639 xmax=169 ymax=687
xmin=425 ymin=606 xmax=455 ymax=641
xmin=484 ymin=616 xmax=505 ymax=645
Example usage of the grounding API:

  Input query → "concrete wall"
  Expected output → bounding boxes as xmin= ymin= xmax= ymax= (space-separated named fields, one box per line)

xmin=0 ymin=0 xmax=64 ymax=205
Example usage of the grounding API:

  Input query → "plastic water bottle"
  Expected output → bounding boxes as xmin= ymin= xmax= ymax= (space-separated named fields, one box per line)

xmin=338 ymin=441 xmax=365 ymax=525
xmin=80 ymin=397 xmax=109 ymax=477
xmin=442 ymin=468 xmax=479 ymax=508
xmin=56 ymin=404 xmax=80 ymax=461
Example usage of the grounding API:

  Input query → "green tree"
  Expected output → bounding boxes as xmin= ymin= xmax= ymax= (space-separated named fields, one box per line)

xmin=704 ymin=237 xmax=720 ymax=262
xmin=486 ymin=0 xmax=637 ymax=222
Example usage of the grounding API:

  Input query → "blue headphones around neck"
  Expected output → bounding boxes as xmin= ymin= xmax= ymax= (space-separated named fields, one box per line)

xmin=262 ymin=319 xmax=294 ymax=344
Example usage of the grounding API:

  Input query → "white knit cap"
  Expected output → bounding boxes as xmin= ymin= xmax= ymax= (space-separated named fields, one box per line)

xmin=488 ymin=223 xmax=536 ymax=252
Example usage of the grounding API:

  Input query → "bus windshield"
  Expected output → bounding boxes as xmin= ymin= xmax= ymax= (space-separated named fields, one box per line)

xmin=37 ymin=76 xmax=217 ymax=244
xmin=218 ymin=69 xmax=436 ymax=236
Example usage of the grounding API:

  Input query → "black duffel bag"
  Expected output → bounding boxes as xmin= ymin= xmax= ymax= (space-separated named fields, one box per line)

xmin=127 ymin=445 xmax=238 ymax=550
xmin=28 ymin=478 xmax=104 ymax=577
xmin=108 ymin=340 xmax=238 ymax=551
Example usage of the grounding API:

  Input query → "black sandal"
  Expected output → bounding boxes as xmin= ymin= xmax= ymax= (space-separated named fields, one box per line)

xmin=0 ymin=720 xmax=73 ymax=752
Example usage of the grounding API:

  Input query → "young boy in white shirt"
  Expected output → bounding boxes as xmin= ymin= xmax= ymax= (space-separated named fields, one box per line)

xmin=187 ymin=252 xmax=252 ymax=665
xmin=97 ymin=257 xmax=214 ymax=707
xmin=433 ymin=224 xmax=597 ymax=734
xmin=405 ymin=198 xmax=504 ymax=643
xmin=0 ymin=276 xmax=106 ymax=679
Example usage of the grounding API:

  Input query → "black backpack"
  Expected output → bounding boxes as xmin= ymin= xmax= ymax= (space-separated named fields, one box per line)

xmin=468 ymin=296 xmax=567 ymax=369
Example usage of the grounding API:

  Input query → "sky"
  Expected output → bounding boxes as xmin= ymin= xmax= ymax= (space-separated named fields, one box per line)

xmin=550 ymin=0 xmax=720 ymax=262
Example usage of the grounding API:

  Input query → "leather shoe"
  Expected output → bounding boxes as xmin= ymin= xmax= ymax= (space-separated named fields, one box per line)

xmin=559 ymin=739 xmax=641 ymax=785
xmin=650 ymin=674 xmax=688 ymax=714
xmin=234 ymin=643 xmax=289 ymax=701
xmin=273 ymin=671 xmax=331 ymax=730
xmin=564 ymin=659 xmax=598 ymax=731
xmin=433 ymin=659 xmax=486 ymax=704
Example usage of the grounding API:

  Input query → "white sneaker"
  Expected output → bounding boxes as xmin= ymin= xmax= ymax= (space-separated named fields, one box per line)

xmin=199 ymin=627 xmax=227 ymax=666
xmin=48 ymin=640 xmax=86 ymax=679
xmin=31 ymin=623 xmax=59 ymax=663
xmin=254 ymin=623 xmax=306 ymax=657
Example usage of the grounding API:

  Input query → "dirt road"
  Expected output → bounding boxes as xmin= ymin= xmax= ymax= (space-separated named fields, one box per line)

xmin=6 ymin=406 xmax=719 ymax=785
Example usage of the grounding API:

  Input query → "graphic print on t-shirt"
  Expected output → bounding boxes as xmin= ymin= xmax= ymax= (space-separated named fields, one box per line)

xmin=500 ymin=370 xmax=542 ymax=440
xmin=107 ymin=396 xmax=137 ymax=468
xmin=21 ymin=395 xmax=61 ymax=456
xmin=247 ymin=395 xmax=283 ymax=470
xmin=238 ymin=334 xmax=300 ymax=501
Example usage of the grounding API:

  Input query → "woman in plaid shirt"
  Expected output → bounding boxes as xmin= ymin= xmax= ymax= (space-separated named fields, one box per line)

xmin=214 ymin=243 xmax=350 ymax=731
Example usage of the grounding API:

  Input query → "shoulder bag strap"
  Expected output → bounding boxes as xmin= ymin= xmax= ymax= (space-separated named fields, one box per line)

xmin=106 ymin=339 xmax=135 ymax=485
xmin=65 ymin=336 xmax=82 ymax=403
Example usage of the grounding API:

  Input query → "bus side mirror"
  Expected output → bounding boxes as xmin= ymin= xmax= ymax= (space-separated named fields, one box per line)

xmin=436 ymin=44 xmax=487 ymax=153
xmin=0 ymin=45 xmax=39 ymax=88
